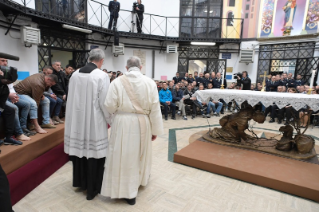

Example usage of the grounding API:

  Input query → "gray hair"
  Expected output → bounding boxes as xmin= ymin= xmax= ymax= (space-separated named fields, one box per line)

xmin=126 ymin=56 xmax=141 ymax=69
xmin=52 ymin=61 xmax=61 ymax=65
xmin=88 ymin=48 xmax=105 ymax=62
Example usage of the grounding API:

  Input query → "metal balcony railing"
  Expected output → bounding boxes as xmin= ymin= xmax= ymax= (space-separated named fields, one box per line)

xmin=4 ymin=0 xmax=243 ymax=40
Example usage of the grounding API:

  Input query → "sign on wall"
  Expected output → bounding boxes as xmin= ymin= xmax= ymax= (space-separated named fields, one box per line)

xmin=222 ymin=53 xmax=231 ymax=59
xmin=133 ymin=50 xmax=146 ymax=74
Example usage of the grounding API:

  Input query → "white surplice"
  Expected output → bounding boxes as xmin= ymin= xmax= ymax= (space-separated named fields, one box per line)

xmin=101 ymin=67 xmax=163 ymax=199
xmin=64 ymin=69 xmax=112 ymax=159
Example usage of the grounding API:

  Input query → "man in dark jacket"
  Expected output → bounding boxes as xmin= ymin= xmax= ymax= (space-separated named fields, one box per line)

xmin=108 ymin=0 xmax=120 ymax=30
xmin=286 ymin=73 xmax=295 ymax=88
xmin=172 ymin=83 xmax=187 ymax=120
xmin=266 ymin=76 xmax=280 ymax=92
xmin=295 ymin=74 xmax=305 ymax=87
xmin=173 ymin=72 xmax=181 ymax=84
xmin=51 ymin=61 xmax=67 ymax=101
xmin=213 ymin=72 xmax=227 ymax=89
xmin=135 ymin=0 xmax=144 ymax=33
xmin=236 ymin=71 xmax=251 ymax=90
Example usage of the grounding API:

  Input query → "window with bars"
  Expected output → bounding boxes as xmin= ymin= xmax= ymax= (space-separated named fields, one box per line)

xmin=229 ymin=0 xmax=235 ymax=7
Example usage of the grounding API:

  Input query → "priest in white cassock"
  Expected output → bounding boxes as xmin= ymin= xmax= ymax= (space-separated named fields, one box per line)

xmin=64 ymin=48 xmax=112 ymax=200
xmin=101 ymin=56 xmax=163 ymax=205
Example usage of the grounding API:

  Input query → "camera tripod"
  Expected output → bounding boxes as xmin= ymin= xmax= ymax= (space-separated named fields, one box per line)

xmin=130 ymin=11 xmax=142 ymax=33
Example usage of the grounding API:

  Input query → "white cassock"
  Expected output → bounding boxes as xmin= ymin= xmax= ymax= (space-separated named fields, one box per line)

xmin=64 ymin=68 xmax=112 ymax=159
xmin=101 ymin=67 xmax=163 ymax=199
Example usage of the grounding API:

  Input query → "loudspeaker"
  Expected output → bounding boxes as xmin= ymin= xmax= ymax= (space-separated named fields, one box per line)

xmin=114 ymin=31 xmax=119 ymax=46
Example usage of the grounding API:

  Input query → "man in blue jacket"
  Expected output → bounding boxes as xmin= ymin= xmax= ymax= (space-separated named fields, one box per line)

xmin=159 ymin=82 xmax=176 ymax=120
xmin=108 ymin=0 xmax=120 ymax=30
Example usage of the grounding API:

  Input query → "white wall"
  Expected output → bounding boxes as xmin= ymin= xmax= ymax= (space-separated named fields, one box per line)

xmin=0 ymin=27 xmax=38 ymax=76
xmin=154 ymin=50 xmax=179 ymax=80
xmin=51 ymin=50 xmax=73 ymax=68
xmin=101 ymin=47 xmax=178 ymax=80
xmin=220 ymin=41 xmax=259 ymax=84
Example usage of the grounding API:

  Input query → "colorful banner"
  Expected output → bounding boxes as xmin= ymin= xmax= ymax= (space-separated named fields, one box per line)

xmin=260 ymin=0 xmax=275 ymax=37
xmin=305 ymin=0 xmax=319 ymax=33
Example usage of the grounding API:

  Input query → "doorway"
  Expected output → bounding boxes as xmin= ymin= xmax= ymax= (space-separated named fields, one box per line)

xmin=188 ymin=60 xmax=207 ymax=75
xmin=51 ymin=50 xmax=73 ymax=70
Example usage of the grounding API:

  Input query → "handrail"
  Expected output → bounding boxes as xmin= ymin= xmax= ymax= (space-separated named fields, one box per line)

xmin=1 ymin=0 xmax=244 ymax=40
xmin=90 ymin=0 xmax=170 ymax=18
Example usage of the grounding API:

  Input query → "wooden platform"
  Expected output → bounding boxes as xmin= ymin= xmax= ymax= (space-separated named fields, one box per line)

xmin=174 ymin=139 xmax=319 ymax=202
xmin=0 ymin=124 xmax=65 ymax=175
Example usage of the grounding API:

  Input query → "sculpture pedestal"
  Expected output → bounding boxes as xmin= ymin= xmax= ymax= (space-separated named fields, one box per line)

xmin=174 ymin=135 xmax=319 ymax=202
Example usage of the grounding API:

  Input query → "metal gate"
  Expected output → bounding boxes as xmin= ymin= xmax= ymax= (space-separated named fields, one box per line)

xmin=257 ymin=42 xmax=316 ymax=83
xmin=177 ymin=46 xmax=222 ymax=77
xmin=73 ymin=51 xmax=90 ymax=69
xmin=38 ymin=28 xmax=86 ymax=71
xmin=207 ymin=59 xmax=226 ymax=74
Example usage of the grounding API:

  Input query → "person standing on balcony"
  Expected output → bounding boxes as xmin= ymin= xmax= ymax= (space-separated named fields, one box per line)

xmin=108 ymin=0 xmax=120 ymax=30
xmin=135 ymin=0 xmax=144 ymax=33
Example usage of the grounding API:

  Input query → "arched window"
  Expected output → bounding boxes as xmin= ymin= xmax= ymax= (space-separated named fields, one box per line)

xmin=229 ymin=0 xmax=235 ymax=7
xmin=227 ymin=11 xmax=234 ymax=26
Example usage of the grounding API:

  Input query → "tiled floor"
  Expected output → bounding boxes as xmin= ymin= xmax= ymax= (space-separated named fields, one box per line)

xmin=13 ymin=113 xmax=319 ymax=212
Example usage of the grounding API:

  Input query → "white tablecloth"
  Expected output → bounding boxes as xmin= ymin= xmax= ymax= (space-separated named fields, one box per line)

xmin=194 ymin=89 xmax=319 ymax=111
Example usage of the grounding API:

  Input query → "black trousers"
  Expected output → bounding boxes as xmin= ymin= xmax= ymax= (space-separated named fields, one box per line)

xmin=108 ymin=15 xmax=118 ymax=30
xmin=3 ymin=105 xmax=15 ymax=137
xmin=161 ymin=102 xmax=176 ymax=118
xmin=70 ymin=156 xmax=106 ymax=200
xmin=136 ymin=16 xmax=143 ymax=33
xmin=0 ymin=164 xmax=12 ymax=212
xmin=184 ymin=99 xmax=197 ymax=115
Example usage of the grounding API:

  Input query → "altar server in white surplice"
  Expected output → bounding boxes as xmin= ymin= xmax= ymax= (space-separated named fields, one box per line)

xmin=101 ymin=56 xmax=163 ymax=205
xmin=64 ymin=48 xmax=112 ymax=201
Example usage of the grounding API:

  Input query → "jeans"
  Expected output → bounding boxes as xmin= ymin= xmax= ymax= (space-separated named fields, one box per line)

xmin=6 ymin=99 xmax=30 ymax=135
xmin=17 ymin=94 xmax=50 ymax=125
xmin=161 ymin=102 xmax=176 ymax=118
xmin=207 ymin=102 xmax=223 ymax=114
xmin=45 ymin=95 xmax=63 ymax=116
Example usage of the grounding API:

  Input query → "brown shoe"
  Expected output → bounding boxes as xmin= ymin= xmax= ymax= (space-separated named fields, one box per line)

xmin=41 ymin=124 xmax=56 ymax=129
xmin=53 ymin=116 xmax=64 ymax=124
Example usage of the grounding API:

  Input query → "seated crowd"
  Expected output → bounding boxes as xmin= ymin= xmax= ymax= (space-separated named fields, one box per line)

xmin=156 ymin=71 xmax=319 ymax=127
xmin=0 ymin=59 xmax=74 ymax=145
xmin=0 ymin=58 xmax=130 ymax=146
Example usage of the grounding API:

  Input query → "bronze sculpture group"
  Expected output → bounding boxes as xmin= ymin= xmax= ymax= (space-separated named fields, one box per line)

xmin=205 ymin=104 xmax=316 ymax=160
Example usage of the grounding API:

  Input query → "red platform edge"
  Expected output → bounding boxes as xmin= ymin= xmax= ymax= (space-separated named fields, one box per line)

xmin=8 ymin=143 xmax=68 ymax=205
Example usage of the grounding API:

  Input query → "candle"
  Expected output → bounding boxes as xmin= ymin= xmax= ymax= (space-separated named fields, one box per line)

xmin=221 ymin=69 xmax=225 ymax=86
xmin=309 ymin=70 xmax=316 ymax=89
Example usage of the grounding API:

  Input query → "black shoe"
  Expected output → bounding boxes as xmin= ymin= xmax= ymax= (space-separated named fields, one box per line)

xmin=172 ymin=117 xmax=176 ymax=120
xmin=284 ymin=122 xmax=289 ymax=125
xmin=86 ymin=191 xmax=98 ymax=200
xmin=4 ymin=137 xmax=22 ymax=145
xmin=23 ymin=128 xmax=36 ymax=136
xmin=125 ymin=198 xmax=136 ymax=205
xmin=269 ymin=118 xmax=275 ymax=123
xmin=278 ymin=119 xmax=282 ymax=124
xmin=221 ymin=111 xmax=224 ymax=114
xmin=165 ymin=117 xmax=168 ymax=120
xmin=192 ymin=114 xmax=195 ymax=119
